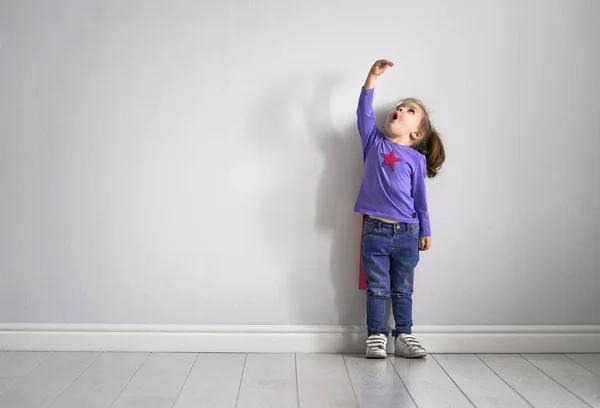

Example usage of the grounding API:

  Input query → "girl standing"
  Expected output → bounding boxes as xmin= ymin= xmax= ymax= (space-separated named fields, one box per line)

xmin=354 ymin=59 xmax=445 ymax=358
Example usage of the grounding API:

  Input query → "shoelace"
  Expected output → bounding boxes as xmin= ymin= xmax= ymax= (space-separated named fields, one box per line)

xmin=400 ymin=334 xmax=425 ymax=351
xmin=366 ymin=335 xmax=387 ymax=349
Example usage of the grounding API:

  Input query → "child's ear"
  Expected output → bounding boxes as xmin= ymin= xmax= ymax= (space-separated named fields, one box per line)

xmin=411 ymin=130 xmax=424 ymax=141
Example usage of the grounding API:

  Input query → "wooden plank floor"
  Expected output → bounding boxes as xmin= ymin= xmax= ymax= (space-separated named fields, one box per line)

xmin=0 ymin=351 xmax=598 ymax=407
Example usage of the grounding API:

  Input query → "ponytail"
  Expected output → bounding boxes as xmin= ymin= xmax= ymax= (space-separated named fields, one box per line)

xmin=416 ymin=125 xmax=445 ymax=178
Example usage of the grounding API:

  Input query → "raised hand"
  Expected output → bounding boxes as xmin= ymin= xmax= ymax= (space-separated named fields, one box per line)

xmin=368 ymin=59 xmax=394 ymax=77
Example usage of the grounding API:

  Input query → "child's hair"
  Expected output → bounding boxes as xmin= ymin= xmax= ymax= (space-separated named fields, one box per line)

xmin=400 ymin=98 xmax=446 ymax=178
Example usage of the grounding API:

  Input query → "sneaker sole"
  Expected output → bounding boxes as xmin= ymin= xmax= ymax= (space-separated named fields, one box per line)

xmin=394 ymin=352 xmax=427 ymax=358
xmin=366 ymin=351 xmax=388 ymax=359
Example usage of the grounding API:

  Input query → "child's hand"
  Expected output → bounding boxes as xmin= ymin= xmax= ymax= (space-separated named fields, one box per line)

xmin=363 ymin=59 xmax=394 ymax=89
xmin=369 ymin=59 xmax=394 ymax=77
xmin=419 ymin=237 xmax=431 ymax=251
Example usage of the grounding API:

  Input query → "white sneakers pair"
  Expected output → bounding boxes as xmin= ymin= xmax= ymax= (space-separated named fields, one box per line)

xmin=366 ymin=333 xmax=427 ymax=358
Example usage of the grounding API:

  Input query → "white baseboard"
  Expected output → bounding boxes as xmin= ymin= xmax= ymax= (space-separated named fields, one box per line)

xmin=0 ymin=324 xmax=599 ymax=353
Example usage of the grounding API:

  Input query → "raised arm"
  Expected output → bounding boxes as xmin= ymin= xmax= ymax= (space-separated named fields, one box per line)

xmin=357 ymin=60 xmax=394 ymax=154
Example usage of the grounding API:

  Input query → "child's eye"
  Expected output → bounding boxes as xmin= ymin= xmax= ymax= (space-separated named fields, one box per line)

xmin=408 ymin=109 xmax=415 ymax=114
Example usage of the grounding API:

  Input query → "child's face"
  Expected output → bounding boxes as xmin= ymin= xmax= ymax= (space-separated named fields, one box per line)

xmin=384 ymin=102 xmax=425 ymax=139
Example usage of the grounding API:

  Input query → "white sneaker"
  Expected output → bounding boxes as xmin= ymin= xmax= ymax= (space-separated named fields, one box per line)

xmin=394 ymin=333 xmax=427 ymax=358
xmin=366 ymin=334 xmax=388 ymax=359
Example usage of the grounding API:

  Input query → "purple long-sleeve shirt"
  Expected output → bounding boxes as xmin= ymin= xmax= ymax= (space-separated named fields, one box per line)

xmin=353 ymin=87 xmax=431 ymax=237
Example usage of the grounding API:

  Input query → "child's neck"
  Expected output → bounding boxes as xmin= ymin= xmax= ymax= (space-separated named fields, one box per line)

xmin=383 ymin=131 xmax=412 ymax=147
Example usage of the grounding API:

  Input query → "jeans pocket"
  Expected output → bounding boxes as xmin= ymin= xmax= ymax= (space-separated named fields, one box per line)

xmin=362 ymin=220 xmax=379 ymax=237
xmin=410 ymin=224 xmax=420 ymax=239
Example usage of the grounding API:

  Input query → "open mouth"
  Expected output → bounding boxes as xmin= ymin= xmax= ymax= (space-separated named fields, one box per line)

xmin=393 ymin=112 xmax=398 ymax=121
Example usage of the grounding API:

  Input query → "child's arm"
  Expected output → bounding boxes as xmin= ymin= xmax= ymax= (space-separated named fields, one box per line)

xmin=357 ymin=60 xmax=394 ymax=153
xmin=412 ymin=155 xmax=432 ymax=250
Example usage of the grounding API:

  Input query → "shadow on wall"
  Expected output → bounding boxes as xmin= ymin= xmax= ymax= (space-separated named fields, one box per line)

xmin=247 ymin=74 xmax=396 ymax=327
xmin=304 ymin=75 xmax=365 ymax=324
xmin=246 ymin=74 xmax=364 ymax=324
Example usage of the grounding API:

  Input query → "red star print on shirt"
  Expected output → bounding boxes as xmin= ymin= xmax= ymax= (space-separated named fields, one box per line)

xmin=381 ymin=150 xmax=401 ymax=171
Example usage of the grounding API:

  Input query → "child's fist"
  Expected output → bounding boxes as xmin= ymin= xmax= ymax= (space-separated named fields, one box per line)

xmin=369 ymin=59 xmax=394 ymax=77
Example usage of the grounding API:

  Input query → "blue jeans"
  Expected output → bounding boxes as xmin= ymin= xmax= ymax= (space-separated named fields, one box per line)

xmin=361 ymin=217 xmax=420 ymax=337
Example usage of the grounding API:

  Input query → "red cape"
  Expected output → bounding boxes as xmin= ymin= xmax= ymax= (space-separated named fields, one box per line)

xmin=358 ymin=214 xmax=367 ymax=290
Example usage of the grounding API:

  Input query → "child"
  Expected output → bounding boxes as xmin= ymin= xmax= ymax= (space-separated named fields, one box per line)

xmin=354 ymin=59 xmax=445 ymax=358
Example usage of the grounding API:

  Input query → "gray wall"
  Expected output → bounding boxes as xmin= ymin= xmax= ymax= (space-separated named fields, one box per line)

xmin=1 ymin=0 xmax=599 ymax=325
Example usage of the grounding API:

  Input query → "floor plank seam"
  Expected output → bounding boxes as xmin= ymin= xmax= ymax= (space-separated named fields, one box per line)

xmin=387 ymin=355 xmax=419 ymax=408
xmin=294 ymin=354 xmax=300 ymax=408
xmin=0 ymin=351 xmax=55 ymax=398
xmin=519 ymin=354 xmax=595 ymax=408
xmin=43 ymin=351 xmax=104 ymax=408
xmin=108 ymin=352 xmax=151 ymax=408
xmin=430 ymin=354 xmax=477 ymax=408
xmin=474 ymin=354 xmax=535 ymax=408
xmin=342 ymin=354 xmax=360 ymax=408
xmin=170 ymin=352 xmax=199 ymax=408
xmin=563 ymin=354 xmax=600 ymax=379
xmin=233 ymin=353 xmax=248 ymax=408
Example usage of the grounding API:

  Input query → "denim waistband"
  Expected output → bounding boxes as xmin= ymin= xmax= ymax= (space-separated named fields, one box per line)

xmin=365 ymin=216 xmax=419 ymax=231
